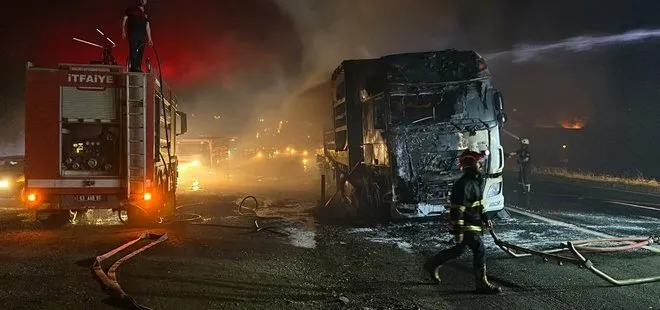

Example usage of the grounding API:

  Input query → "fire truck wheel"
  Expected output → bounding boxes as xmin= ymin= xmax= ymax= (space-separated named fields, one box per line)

xmin=125 ymin=207 xmax=152 ymax=226
xmin=37 ymin=212 xmax=70 ymax=228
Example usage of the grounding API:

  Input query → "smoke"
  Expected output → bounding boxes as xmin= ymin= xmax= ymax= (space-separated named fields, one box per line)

xmin=0 ymin=106 xmax=24 ymax=156
xmin=274 ymin=0 xmax=461 ymax=88
xmin=264 ymin=0 xmax=463 ymax=139
xmin=185 ymin=0 xmax=465 ymax=144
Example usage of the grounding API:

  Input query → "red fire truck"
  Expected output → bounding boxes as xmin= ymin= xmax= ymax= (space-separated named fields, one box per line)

xmin=23 ymin=62 xmax=187 ymax=227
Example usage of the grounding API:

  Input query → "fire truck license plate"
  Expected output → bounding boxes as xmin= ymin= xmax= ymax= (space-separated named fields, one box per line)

xmin=75 ymin=195 xmax=104 ymax=202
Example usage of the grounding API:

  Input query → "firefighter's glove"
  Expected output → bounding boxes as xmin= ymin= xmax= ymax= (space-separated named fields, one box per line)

xmin=454 ymin=233 xmax=464 ymax=244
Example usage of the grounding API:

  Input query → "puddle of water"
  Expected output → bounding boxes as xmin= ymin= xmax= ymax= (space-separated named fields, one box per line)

xmin=365 ymin=236 xmax=414 ymax=253
xmin=288 ymin=227 xmax=317 ymax=249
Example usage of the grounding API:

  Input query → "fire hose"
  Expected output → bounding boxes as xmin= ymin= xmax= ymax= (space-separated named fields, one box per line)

xmin=488 ymin=226 xmax=660 ymax=286
xmin=93 ymin=195 xmax=289 ymax=308
xmin=177 ymin=195 xmax=290 ymax=236
xmin=124 ymin=195 xmax=289 ymax=237
xmin=93 ymin=233 xmax=168 ymax=310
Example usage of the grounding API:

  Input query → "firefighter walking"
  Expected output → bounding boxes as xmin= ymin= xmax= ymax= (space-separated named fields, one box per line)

xmin=423 ymin=150 xmax=502 ymax=294
xmin=509 ymin=138 xmax=532 ymax=193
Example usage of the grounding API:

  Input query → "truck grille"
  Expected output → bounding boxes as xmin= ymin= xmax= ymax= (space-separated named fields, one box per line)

xmin=421 ymin=180 xmax=453 ymax=204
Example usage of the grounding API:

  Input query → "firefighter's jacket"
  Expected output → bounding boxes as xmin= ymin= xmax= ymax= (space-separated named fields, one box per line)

xmin=515 ymin=148 xmax=531 ymax=166
xmin=448 ymin=170 xmax=487 ymax=234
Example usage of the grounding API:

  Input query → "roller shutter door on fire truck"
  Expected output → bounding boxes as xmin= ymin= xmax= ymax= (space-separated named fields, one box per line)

xmin=61 ymin=87 xmax=117 ymax=121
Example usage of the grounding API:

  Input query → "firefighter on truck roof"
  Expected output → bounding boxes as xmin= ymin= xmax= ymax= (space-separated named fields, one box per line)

xmin=423 ymin=150 xmax=503 ymax=294
xmin=122 ymin=0 xmax=153 ymax=72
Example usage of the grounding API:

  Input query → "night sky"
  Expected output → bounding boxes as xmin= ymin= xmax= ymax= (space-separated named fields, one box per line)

xmin=2 ymin=0 xmax=660 ymax=174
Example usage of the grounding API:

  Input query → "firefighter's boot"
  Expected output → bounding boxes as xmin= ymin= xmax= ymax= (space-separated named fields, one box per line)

xmin=423 ymin=260 xmax=442 ymax=284
xmin=475 ymin=266 xmax=502 ymax=294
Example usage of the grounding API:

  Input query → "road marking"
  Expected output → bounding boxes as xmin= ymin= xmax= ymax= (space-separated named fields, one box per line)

xmin=541 ymin=178 xmax=660 ymax=198
xmin=506 ymin=205 xmax=660 ymax=254
xmin=607 ymin=201 xmax=660 ymax=212
xmin=534 ymin=193 xmax=660 ymax=208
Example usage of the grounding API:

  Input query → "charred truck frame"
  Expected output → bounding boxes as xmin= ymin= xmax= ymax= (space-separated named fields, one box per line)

xmin=320 ymin=50 xmax=508 ymax=220
xmin=23 ymin=62 xmax=187 ymax=226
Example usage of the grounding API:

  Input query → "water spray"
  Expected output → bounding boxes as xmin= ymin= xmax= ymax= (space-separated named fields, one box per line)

xmin=501 ymin=129 xmax=521 ymax=141
xmin=486 ymin=28 xmax=660 ymax=63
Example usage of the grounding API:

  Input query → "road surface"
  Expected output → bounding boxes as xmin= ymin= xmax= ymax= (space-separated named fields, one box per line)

xmin=0 ymin=174 xmax=658 ymax=309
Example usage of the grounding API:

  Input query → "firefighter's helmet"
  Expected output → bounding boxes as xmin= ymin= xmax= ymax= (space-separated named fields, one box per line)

xmin=459 ymin=150 xmax=484 ymax=169
xmin=520 ymin=138 xmax=530 ymax=145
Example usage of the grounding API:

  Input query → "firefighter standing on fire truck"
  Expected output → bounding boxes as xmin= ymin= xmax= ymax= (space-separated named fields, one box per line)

xmin=423 ymin=150 xmax=502 ymax=294
xmin=509 ymin=138 xmax=532 ymax=193
xmin=122 ymin=0 xmax=153 ymax=72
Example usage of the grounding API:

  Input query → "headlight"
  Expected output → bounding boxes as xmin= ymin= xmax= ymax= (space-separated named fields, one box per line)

xmin=0 ymin=180 xmax=9 ymax=188
xmin=487 ymin=182 xmax=502 ymax=198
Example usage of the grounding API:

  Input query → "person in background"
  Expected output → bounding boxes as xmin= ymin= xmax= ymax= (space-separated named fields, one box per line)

xmin=509 ymin=138 xmax=532 ymax=193
xmin=122 ymin=0 xmax=153 ymax=72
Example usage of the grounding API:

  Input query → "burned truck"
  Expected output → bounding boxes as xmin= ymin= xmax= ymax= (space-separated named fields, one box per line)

xmin=320 ymin=50 xmax=508 ymax=220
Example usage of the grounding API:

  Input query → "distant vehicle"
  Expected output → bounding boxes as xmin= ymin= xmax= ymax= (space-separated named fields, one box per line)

xmin=176 ymin=137 xmax=231 ymax=190
xmin=0 ymin=156 xmax=25 ymax=199
xmin=319 ymin=49 xmax=508 ymax=221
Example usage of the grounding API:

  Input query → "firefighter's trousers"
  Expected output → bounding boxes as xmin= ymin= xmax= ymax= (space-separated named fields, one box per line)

xmin=427 ymin=231 xmax=486 ymax=269
xmin=129 ymin=36 xmax=146 ymax=72
xmin=518 ymin=163 xmax=532 ymax=190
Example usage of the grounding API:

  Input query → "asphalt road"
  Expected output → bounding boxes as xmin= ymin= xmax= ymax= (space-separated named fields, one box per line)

xmin=0 ymin=173 xmax=659 ymax=310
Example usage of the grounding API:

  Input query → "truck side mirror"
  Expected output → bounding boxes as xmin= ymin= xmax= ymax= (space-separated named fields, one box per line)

xmin=497 ymin=113 xmax=507 ymax=127
xmin=494 ymin=91 xmax=504 ymax=111
xmin=176 ymin=111 xmax=188 ymax=136
xmin=493 ymin=91 xmax=506 ymax=127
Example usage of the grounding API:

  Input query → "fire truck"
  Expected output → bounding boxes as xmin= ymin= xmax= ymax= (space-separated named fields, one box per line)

xmin=319 ymin=50 xmax=508 ymax=222
xmin=23 ymin=57 xmax=188 ymax=226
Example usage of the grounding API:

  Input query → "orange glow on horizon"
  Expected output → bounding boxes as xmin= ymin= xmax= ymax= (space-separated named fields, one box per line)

xmin=559 ymin=118 xmax=587 ymax=129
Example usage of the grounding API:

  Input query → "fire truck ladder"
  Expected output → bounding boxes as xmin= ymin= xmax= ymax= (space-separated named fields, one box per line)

xmin=126 ymin=73 xmax=147 ymax=199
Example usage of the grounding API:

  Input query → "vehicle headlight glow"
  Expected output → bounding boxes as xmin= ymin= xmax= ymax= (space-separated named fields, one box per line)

xmin=191 ymin=160 xmax=201 ymax=166
xmin=0 ymin=180 xmax=9 ymax=188
xmin=487 ymin=182 xmax=502 ymax=198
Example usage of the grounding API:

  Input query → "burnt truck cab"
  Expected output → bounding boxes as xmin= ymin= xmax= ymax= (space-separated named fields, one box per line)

xmin=322 ymin=50 xmax=507 ymax=220
xmin=23 ymin=62 xmax=187 ymax=226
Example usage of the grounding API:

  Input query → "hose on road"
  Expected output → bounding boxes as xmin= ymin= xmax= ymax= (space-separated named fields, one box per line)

xmin=92 ymin=233 xmax=168 ymax=310
xmin=170 ymin=195 xmax=291 ymax=236
xmin=565 ymin=236 xmax=658 ymax=253
xmin=92 ymin=195 xmax=289 ymax=309
xmin=488 ymin=226 xmax=660 ymax=286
